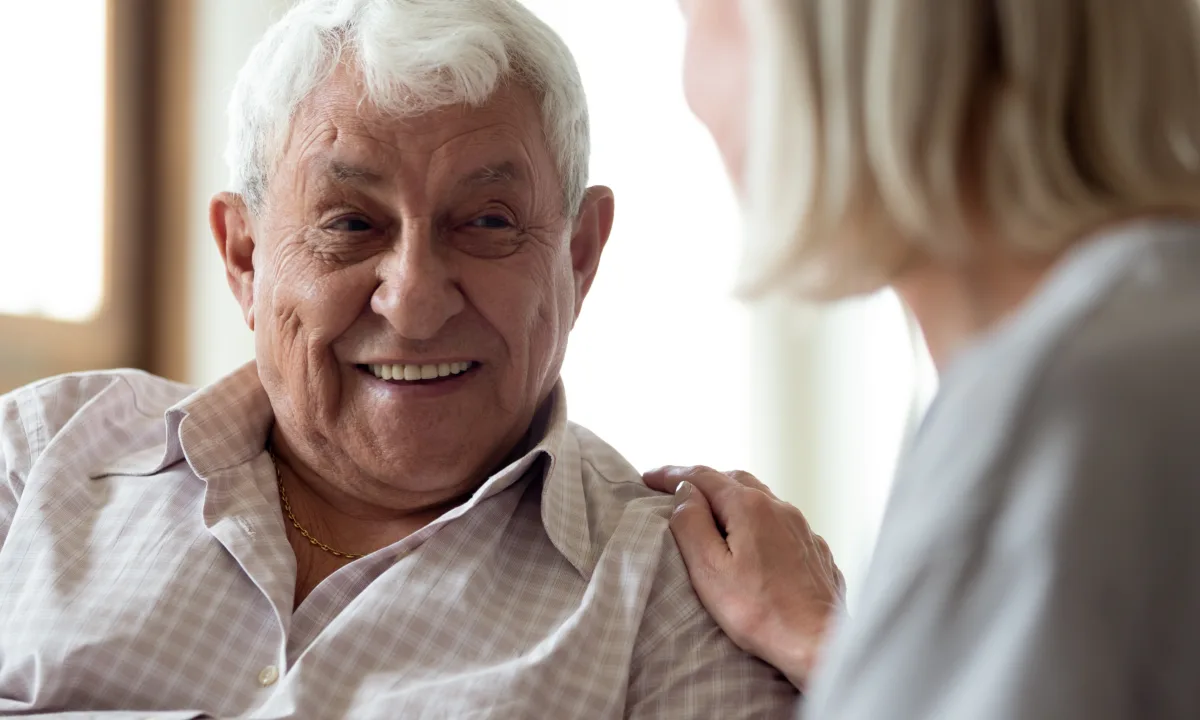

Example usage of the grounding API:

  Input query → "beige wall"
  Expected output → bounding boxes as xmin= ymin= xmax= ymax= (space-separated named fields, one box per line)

xmin=176 ymin=0 xmax=290 ymax=386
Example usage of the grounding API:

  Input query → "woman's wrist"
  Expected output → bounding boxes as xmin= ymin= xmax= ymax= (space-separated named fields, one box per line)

xmin=760 ymin=635 xmax=818 ymax=690
xmin=756 ymin=604 xmax=840 ymax=691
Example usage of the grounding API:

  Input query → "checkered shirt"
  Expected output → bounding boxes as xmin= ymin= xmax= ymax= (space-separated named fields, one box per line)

xmin=0 ymin=364 xmax=797 ymax=718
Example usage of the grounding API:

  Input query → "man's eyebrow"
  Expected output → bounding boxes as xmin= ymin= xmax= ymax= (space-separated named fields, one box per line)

xmin=458 ymin=162 xmax=525 ymax=188
xmin=324 ymin=160 xmax=384 ymax=184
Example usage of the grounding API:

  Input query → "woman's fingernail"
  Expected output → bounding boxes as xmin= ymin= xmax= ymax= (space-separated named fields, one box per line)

xmin=674 ymin=480 xmax=693 ymax=502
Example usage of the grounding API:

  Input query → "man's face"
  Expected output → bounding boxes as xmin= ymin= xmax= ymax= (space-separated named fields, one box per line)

xmin=212 ymin=68 xmax=613 ymax=505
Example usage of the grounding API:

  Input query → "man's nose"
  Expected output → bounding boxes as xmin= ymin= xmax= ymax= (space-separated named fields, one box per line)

xmin=371 ymin=222 xmax=465 ymax=341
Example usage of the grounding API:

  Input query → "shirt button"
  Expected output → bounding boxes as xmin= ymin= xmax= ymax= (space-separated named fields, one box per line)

xmin=258 ymin=665 xmax=280 ymax=687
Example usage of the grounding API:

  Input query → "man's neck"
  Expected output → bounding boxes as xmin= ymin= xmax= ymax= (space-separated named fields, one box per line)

xmin=272 ymin=391 xmax=560 ymax=563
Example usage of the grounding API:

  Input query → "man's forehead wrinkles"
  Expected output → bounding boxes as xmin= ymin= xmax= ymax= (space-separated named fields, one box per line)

xmin=432 ymin=126 xmax=538 ymax=173
xmin=291 ymin=120 xmax=392 ymax=181
xmin=301 ymin=124 xmax=525 ymax=170
xmin=281 ymin=85 xmax=554 ymax=204
xmin=284 ymin=120 xmax=338 ymax=173
xmin=388 ymin=121 xmax=529 ymax=165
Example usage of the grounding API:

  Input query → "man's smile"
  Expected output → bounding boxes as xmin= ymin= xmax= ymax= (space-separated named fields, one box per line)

xmin=356 ymin=361 xmax=480 ymax=386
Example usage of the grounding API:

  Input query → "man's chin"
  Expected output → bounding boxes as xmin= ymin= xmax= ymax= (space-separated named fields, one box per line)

xmin=351 ymin=429 xmax=495 ymax=488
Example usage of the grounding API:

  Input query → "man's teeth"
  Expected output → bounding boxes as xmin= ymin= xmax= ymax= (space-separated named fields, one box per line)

xmin=369 ymin=362 xmax=473 ymax=382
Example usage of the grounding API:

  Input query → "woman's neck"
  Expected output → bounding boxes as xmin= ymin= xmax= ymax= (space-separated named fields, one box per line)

xmin=893 ymin=247 xmax=1061 ymax=371
xmin=897 ymin=213 xmax=1198 ymax=369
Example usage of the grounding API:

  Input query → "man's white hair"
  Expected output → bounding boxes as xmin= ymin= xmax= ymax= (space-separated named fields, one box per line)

xmin=225 ymin=0 xmax=590 ymax=216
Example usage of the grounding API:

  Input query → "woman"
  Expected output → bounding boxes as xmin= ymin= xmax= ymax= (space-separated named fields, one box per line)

xmin=650 ymin=0 xmax=1200 ymax=717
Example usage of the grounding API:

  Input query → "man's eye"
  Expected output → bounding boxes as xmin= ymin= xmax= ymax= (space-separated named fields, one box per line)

xmin=468 ymin=215 xmax=514 ymax=230
xmin=328 ymin=216 xmax=374 ymax=232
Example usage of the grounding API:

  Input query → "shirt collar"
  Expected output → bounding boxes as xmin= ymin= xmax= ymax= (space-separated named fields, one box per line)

xmin=94 ymin=361 xmax=594 ymax=578
xmin=517 ymin=387 xmax=593 ymax=578
xmin=87 ymin=362 xmax=267 ymax=479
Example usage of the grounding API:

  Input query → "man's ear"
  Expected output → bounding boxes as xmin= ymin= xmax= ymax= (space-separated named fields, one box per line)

xmin=569 ymin=185 xmax=616 ymax=321
xmin=210 ymin=192 xmax=258 ymax=331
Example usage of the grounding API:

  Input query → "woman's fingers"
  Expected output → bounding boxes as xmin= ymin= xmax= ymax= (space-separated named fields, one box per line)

xmin=642 ymin=465 xmax=681 ymax=493
xmin=645 ymin=465 xmax=745 ymax=527
xmin=646 ymin=465 xmax=774 ymax=498
xmin=724 ymin=469 xmax=776 ymax=497
xmin=668 ymin=481 xmax=732 ymax=580
xmin=646 ymin=465 xmax=734 ymax=496
xmin=645 ymin=465 xmax=778 ymax=512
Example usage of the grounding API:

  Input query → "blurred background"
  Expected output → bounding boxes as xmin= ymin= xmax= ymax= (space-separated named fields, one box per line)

xmin=0 ymin=0 xmax=934 ymax=603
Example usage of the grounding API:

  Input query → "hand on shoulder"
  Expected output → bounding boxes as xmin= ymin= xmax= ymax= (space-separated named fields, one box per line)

xmin=643 ymin=465 xmax=844 ymax=690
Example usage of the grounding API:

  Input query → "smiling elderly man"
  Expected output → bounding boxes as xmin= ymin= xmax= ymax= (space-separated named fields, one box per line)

xmin=0 ymin=0 xmax=797 ymax=718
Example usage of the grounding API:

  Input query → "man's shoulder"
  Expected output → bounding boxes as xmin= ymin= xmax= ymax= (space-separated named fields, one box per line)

xmin=565 ymin=419 xmax=697 ymax=599
xmin=2 ymin=369 xmax=195 ymax=456
xmin=568 ymin=423 xmax=655 ymax=488
xmin=562 ymin=426 xmax=800 ymax=714
xmin=4 ymin=368 xmax=195 ymax=418
xmin=567 ymin=420 xmax=677 ymax=522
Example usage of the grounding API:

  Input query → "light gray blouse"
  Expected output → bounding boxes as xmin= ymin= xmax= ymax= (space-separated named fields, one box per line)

xmin=806 ymin=219 xmax=1200 ymax=719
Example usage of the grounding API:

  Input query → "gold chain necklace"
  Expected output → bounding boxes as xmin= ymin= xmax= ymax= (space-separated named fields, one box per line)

xmin=270 ymin=453 xmax=364 ymax=560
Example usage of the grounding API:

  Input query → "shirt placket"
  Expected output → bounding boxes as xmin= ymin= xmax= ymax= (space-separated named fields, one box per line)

xmin=198 ymin=460 xmax=297 ymax=703
xmin=283 ymin=470 xmax=538 ymax=669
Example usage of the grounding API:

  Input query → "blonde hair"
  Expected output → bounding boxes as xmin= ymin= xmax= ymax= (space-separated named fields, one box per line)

xmin=740 ymin=0 xmax=1200 ymax=300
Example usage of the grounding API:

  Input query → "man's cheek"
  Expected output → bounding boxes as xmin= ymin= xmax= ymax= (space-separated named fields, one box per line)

xmin=300 ymin=291 xmax=361 ymax=346
xmin=269 ymin=249 xmax=367 ymax=339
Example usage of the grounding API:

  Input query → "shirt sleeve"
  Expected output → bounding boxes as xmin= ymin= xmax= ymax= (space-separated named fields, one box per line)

xmin=0 ymin=389 xmax=31 ymax=550
xmin=804 ymin=353 xmax=1198 ymax=719
xmin=19 ymin=714 xmax=208 ymax=719
xmin=625 ymin=570 xmax=800 ymax=718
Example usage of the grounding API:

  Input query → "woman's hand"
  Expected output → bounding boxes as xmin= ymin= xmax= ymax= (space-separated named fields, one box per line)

xmin=643 ymin=465 xmax=845 ymax=690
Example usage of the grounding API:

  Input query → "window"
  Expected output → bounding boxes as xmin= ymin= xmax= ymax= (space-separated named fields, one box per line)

xmin=0 ymin=3 xmax=107 ymax=321
xmin=0 ymin=1 xmax=154 ymax=393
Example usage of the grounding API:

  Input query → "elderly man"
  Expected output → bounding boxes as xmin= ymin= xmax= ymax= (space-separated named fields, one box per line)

xmin=0 ymin=0 xmax=799 ymax=718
